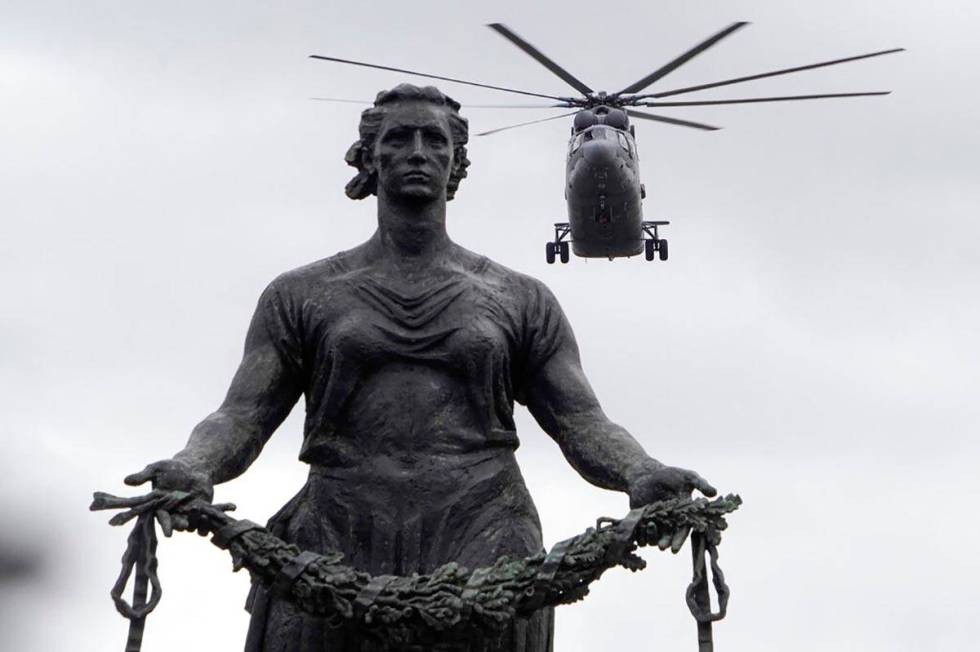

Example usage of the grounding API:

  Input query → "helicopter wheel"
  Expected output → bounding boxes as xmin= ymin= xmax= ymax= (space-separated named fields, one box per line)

xmin=645 ymin=239 xmax=656 ymax=261
xmin=658 ymin=239 xmax=668 ymax=261
xmin=559 ymin=242 xmax=570 ymax=264
xmin=546 ymin=242 xmax=556 ymax=265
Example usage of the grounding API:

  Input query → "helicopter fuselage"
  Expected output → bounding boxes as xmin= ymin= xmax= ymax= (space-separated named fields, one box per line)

xmin=564 ymin=112 xmax=646 ymax=258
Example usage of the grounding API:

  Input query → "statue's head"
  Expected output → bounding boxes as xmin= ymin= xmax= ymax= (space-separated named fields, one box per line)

xmin=345 ymin=84 xmax=470 ymax=202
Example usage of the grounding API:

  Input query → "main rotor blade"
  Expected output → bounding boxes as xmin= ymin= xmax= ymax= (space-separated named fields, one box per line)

xmin=475 ymin=111 xmax=580 ymax=137
xmin=309 ymin=54 xmax=568 ymax=101
xmin=625 ymin=109 xmax=720 ymax=131
xmin=310 ymin=97 xmax=372 ymax=104
xmin=464 ymin=103 xmax=571 ymax=108
xmin=487 ymin=23 xmax=594 ymax=96
xmin=641 ymin=48 xmax=905 ymax=98
xmin=638 ymin=91 xmax=891 ymax=107
xmin=310 ymin=97 xmax=568 ymax=109
xmin=617 ymin=22 xmax=749 ymax=95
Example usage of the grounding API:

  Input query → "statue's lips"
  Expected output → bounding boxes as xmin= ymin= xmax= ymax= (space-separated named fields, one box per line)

xmin=401 ymin=171 xmax=431 ymax=183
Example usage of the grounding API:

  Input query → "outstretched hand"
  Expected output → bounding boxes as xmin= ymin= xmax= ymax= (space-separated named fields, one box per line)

xmin=627 ymin=462 xmax=716 ymax=509
xmin=124 ymin=458 xmax=214 ymax=503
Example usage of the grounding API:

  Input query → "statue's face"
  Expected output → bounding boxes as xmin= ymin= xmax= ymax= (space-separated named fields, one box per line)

xmin=369 ymin=100 xmax=455 ymax=202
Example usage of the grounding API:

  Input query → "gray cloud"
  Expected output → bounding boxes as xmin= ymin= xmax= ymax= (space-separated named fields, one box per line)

xmin=3 ymin=1 xmax=978 ymax=650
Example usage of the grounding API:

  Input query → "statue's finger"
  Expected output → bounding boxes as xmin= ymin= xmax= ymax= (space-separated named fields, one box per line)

xmin=109 ymin=509 xmax=141 ymax=526
xmin=124 ymin=465 xmax=158 ymax=486
xmin=156 ymin=510 xmax=173 ymax=537
xmin=211 ymin=502 xmax=237 ymax=512
xmin=688 ymin=472 xmax=717 ymax=497
xmin=670 ymin=526 xmax=691 ymax=553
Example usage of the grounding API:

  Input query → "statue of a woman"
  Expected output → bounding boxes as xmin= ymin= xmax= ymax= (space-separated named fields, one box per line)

xmin=124 ymin=84 xmax=716 ymax=652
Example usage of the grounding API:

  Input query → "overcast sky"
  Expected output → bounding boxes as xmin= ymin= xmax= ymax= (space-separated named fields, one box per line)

xmin=2 ymin=1 xmax=979 ymax=650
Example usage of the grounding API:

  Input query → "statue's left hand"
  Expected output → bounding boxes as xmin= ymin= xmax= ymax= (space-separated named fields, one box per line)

xmin=627 ymin=461 xmax=717 ymax=508
xmin=124 ymin=458 xmax=214 ymax=502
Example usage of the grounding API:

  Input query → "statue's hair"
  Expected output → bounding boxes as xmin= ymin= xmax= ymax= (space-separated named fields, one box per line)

xmin=344 ymin=84 xmax=471 ymax=201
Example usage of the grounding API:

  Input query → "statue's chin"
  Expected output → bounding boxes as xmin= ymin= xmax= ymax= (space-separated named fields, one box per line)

xmin=389 ymin=187 xmax=443 ymax=204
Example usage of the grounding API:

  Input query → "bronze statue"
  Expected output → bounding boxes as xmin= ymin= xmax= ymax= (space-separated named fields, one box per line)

xmin=122 ymin=84 xmax=717 ymax=652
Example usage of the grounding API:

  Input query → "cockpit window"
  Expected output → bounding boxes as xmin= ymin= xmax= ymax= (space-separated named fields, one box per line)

xmin=616 ymin=131 xmax=631 ymax=154
xmin=571 ymin=126 xmax=634 ymax=153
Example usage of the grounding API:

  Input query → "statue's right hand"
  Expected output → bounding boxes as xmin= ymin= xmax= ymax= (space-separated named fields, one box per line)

xmin=124 ymin=458 xmax=214 ymax=502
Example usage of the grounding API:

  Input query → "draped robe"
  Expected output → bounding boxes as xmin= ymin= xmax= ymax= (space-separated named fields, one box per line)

xmin=242 ymin=248 xmax=573 ymax=652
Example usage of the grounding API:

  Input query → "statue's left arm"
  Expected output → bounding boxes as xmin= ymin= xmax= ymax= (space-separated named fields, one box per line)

xmin=521 ymin=284 xmax=715 ymax=506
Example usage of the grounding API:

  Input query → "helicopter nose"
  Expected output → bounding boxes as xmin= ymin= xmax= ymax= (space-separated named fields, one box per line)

xmin=579 ymin=138 xmax=621 ymax=167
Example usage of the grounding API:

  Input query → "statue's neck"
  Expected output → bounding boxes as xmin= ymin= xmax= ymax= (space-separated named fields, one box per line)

xmin=373 ymin=196 xmax=452 ymax=264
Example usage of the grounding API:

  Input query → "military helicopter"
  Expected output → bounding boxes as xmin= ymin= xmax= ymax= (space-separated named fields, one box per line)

xmin=311 ymin=22 xmax=902 ymax=264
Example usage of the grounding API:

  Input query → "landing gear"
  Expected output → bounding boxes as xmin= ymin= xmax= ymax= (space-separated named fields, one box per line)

xmin=641 ymin=220 xmax=670 ymax=262
xmin=546 ymin=223 xmax=572 ymax=265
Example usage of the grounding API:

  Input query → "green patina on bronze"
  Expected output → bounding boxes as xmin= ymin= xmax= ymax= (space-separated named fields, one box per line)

xmin=93 ymin=490 xmax=740 ymax=647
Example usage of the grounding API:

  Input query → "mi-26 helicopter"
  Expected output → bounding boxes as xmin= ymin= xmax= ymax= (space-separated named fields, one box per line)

xmin=311 ymin=22 xmax=902 ymax=264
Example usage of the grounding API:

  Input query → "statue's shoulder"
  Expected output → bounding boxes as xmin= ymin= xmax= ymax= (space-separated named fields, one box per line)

xmin=460 ymin=249 xmax=560 ymax=307
xmin=267 ymin=248 xmax=363 ymax=295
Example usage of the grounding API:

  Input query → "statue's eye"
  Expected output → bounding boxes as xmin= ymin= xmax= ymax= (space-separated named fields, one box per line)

xmin=382 ymin=129 xmax=412 ymax=145
xmin=424 ymin=129 xmax=449 ymax=146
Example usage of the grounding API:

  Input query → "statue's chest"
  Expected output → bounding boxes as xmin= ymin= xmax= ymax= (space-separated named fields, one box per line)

xmin=309 ymin=277 xmax=516 ymax=370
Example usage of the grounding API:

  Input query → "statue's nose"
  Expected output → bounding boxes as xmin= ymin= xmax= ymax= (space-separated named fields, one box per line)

xmin=408 ymin=131 xmax=427 ymax=161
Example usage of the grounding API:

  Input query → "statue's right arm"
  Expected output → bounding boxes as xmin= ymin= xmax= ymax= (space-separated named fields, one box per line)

xmin=125 ymin=284 xmax=304 ymax=499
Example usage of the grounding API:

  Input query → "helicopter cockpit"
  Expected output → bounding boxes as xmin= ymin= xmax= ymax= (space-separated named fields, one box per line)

xmin=572 ymin=106 xmax=630 ymax=133
xmin=569 ymin=106 xmax=636 ymax=157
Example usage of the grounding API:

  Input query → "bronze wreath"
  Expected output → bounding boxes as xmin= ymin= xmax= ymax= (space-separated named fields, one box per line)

xmin=92 ymin=490 xmax=740 ymax=649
